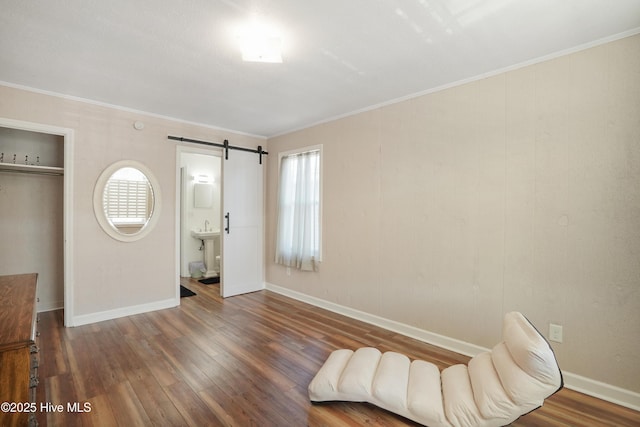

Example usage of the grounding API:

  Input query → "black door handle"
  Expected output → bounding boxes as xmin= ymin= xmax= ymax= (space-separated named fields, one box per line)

xmin=225 ymin=212 xmax=230 ymax=234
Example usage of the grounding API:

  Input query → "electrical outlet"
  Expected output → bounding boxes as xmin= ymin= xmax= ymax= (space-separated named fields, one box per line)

xmin=286 ymin=267 xmax=291 ymax=276
xmin=549 ymin=323 xmax=563 ymax=343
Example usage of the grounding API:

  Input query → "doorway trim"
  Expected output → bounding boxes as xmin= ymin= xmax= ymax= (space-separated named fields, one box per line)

xmin=0 ymin=117 xmax=74 ymax=326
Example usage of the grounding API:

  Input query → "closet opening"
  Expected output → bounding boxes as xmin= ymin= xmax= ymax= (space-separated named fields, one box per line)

xmin=0 ymin=118 xmax=74 ymax=325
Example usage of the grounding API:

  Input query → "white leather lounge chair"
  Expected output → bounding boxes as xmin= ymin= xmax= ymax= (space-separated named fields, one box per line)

xmin=308 ymin=312 xmax=563 ymax=427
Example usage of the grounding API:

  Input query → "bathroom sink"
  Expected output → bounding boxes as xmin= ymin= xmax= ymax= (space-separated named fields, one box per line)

xmin=191 ymin=229 xmax=220 ymax=279
xmin=191 ymin=229 xmax=220 ymax=240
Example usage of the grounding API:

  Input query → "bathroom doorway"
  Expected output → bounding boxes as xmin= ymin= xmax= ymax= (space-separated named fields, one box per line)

xmin=178 ymin=148 xmax=222 ymax=281
xmin=176 ymin=141 xmax=265 ymax=299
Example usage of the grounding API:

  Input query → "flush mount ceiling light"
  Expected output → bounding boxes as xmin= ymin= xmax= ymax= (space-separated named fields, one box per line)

xmin=237 ymin=20 xmax=283 ymax=63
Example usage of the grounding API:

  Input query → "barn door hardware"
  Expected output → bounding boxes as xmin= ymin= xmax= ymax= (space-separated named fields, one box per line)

xmin=168 ymin=135 xmax=268 ymax=164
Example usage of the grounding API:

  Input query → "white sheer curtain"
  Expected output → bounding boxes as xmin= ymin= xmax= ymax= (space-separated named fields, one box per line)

xmin=275 ymin=149 xmax=320 ymax=271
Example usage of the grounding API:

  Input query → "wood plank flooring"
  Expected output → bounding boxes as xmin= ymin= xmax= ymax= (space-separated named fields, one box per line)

xmin=28 ymin=278 xmax=639 ymax=426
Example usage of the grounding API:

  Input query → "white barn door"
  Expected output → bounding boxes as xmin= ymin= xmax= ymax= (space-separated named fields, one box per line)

xmin=221 ymin=149 xmax=264 ymax=297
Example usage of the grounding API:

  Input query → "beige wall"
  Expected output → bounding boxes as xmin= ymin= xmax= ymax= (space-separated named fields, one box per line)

xmin=0 ymin=84 xmax=264 ymax=320
xmin=266 ymin=34 xmax=640 ymax=393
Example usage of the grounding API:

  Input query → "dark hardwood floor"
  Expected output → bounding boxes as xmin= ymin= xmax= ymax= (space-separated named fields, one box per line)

xmin=28 ymin=278 xmax=639 ymax=426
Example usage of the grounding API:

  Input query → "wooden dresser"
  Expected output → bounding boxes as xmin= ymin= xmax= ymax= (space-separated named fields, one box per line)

xmin=0 ymin=273 xmax=40 ymax=427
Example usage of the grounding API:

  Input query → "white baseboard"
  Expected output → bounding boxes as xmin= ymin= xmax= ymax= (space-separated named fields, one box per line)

xmin=266 ymin=282 xmax=640 ymax=412
xmin=37 ymin=300 xmax=64 ymax=313
xmin=70 ymin=298 xmax=179 ymax=327
xmin=561 ymin=371 xmax=640 ymax=411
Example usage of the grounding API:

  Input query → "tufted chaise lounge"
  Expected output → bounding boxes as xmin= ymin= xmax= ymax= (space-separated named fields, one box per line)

xmin=308 ymin=312 xmax=563 ymax=427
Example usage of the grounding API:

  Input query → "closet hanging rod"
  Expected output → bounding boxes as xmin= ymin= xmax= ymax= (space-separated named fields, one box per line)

xmin=168 ymin=135 xmax=268 ymax=164
xmin=0 ymin=165 xmax=64 ymax=176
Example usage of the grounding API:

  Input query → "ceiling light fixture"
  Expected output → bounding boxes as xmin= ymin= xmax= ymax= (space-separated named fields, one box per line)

xmin=238 ymin=20 xmax=283 ymax=63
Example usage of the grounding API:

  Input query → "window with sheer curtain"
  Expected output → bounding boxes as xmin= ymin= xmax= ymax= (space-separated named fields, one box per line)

xmin=275 ymin=146 xmax=322 ymax=271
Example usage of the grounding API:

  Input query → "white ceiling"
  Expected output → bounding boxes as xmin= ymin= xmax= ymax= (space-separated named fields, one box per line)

xmin=1 ymin=0 xmax=639 ymax=138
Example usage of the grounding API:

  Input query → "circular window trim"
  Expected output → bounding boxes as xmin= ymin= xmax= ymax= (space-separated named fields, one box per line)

xmin=93 ymin=160 xmax=162 ymax=242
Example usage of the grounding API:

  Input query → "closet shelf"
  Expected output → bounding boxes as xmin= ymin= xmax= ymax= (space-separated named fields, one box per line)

xmin=0 ymin=162 xmax=64 ymax=175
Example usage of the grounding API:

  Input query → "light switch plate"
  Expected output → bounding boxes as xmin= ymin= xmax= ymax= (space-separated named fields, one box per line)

xmin=549 ymin=323 xmax=563 ymax=343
